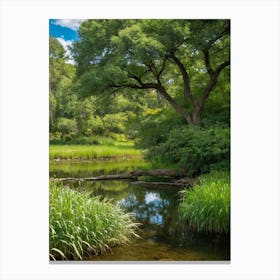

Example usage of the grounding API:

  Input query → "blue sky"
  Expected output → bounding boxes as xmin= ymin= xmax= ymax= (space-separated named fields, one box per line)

xmin=49 ymin=19 xmax=84 ymax=63
xmin=49 ymin=19 xmax=82 ymax=41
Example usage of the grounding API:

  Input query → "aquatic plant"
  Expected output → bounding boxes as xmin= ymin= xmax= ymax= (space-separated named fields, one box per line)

xmin=179 ymin=171 xmax=230 ymax=234
xmin=49 ymin=181 xmax=139 ymax=260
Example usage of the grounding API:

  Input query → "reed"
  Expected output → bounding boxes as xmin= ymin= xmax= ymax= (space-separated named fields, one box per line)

xmin=49 ymin=144 xmax=141 ymax=160
xmin=49 ymin=182 xmax=139 ymax=260
xmin=179 ymin=171 xmax=230 ymax=234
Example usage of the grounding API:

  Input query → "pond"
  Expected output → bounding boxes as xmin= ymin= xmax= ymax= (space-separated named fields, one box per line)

xmin=50 ymin=159 xmax=230 ymax=261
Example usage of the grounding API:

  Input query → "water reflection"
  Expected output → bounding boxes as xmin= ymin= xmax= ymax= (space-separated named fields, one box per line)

xmin=118 ymin=191 xmax=168 ymax=226
xmin=52 ymin=160 xmax=230 ymax=260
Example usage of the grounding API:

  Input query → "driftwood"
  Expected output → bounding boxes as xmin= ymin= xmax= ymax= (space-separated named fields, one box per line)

xmin=51 ymin=169 xmax=196 ymax=188
xmin=53 ymin=169 xmax=187 ymax=183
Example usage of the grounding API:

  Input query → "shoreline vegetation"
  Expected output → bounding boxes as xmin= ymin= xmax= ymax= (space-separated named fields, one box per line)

xmin=49 ymin=181 xmax=139 ymax=260
xmin=49 ymin=143 xmax=141 ymax=160
xmin=179 ymin=171 xmax=230 ymax=234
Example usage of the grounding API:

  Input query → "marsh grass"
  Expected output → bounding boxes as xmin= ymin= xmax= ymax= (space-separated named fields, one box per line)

xmin=49 ymin=144 xmax=141 ymax=160
xmin=179 ymin=171 xmax=230 ymax=234
xmin=49 ymin=182 xmax=139 ymax=260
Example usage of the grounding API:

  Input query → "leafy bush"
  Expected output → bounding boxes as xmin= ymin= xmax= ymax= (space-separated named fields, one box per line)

xmin=135 ymin=108 xmax=185 ymax=149
xmin=49 ymin=182 xmax=139 ymax=260
xmin=103 ymin=113 xmax=128 ymax=134
xmin=85 ymin=116 xmax=104 ymax=135
xmin=179 ymin=171 xmax=230 ymax=233
xmin=56 ymin=118 xmax=78 ymax=139
xmin=147 ymin=125 xmax=230 ymax=176
xmin=49 ymin=135 xmax=116 ymax=146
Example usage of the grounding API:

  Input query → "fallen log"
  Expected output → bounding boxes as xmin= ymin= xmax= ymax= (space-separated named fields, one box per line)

xmin=52 ymin=168 xmax=187 ymax=183
xmin=54 ymin=172 xmax=133 ymax=182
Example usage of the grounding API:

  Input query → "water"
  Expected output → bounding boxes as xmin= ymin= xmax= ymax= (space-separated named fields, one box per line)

xmin=50 ymin=159 xmax=230 ymax=261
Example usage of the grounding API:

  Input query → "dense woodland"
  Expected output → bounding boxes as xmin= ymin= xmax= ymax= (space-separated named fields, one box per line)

xmin=50 ymin=19 xmax=230 ymax=176
xmin=49 ymin=19 xmax=230 ymax=261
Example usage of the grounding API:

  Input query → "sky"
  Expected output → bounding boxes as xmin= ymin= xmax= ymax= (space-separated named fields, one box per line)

xmin=49 ymin=19 xmax=84 ymax=63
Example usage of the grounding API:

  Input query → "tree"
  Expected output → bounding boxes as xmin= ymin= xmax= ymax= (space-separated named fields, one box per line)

xmin=73 ymin=19 xmax=230 ymax=126
xmin=49 ymin=36 xmax=76 ymax=129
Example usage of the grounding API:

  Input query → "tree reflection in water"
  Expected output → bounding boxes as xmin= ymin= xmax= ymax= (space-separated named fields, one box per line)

xmin=118 ymin=191 xmax=169 ymax=226
xmin=69 ymin=179 xmax=230 ymax=259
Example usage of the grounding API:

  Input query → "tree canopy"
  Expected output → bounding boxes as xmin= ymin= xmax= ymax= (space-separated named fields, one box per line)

xmin=72 ymin=19 xmax=230 ymax=126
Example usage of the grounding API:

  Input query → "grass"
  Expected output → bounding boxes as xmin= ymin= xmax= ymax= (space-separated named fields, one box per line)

xmin=49 ymin=143 xmax=141 ymax=160
xmin=179 ymin=171 xmax=230 ymax=234
xmin=49 ymin=181 xmax=139 ymax=260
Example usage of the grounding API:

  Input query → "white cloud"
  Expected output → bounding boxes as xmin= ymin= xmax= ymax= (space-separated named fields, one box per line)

xmin=56 ymin=37 xmax=75 ymax=64
xmin=52 ymin=19 xmax=84 ymax=31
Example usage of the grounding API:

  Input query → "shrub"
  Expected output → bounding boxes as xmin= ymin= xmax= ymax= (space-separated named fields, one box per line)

xmin=103 ymin=113 xmax=127 ymax=134
xmin=135 ymin=108 xmax=184 ymax=149
xmin=85 ymin=116 xmax=104 ymax=135
xmin=56 ymin=117 xmax=78 ymax=138
xmin=49 ymin=182 xmax=139 ymax=260
xmin=179 ymin=171 xmax=230 ymax=233
xmin=147 ymin=125 xmax=230 ymax=176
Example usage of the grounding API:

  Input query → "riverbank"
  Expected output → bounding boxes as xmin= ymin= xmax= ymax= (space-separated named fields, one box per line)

xmin=49 ymin=147 xmax=230 ymax=260
xmin=49 ymin=181 xmax=139 ymax=260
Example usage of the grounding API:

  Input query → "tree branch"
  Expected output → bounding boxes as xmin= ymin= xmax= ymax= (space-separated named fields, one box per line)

xmin=198 ymin=59 xmax=230 ymax=111
xmin=204 ymin=22 xmax=230 ymax=51
xmin=110 ymin=77 xmax=193 ymax=124
xmin=203 ymin=49 xmax=214 ymax=79
xmin=215 ymin=60 xmax=230 ymax=76
xmin=157 ymin=84 xmax=193 ymax=124
xmin=169 ymin=53 xmax=196 ymax=107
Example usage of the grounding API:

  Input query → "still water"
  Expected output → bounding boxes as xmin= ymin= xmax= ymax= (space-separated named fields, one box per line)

xmin=50 ymin=159 xmax=230 ymax=261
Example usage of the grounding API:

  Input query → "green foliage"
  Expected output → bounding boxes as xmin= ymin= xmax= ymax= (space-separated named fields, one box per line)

xmin=103 ymin=113 xmax=128 ymax=135
xmin=49 ymin=135 xmax=115 ymax=145
xmin=85 ymin=116 xmax=103 ymax=135
xmin=49 ymin=181 xmax=139 ymax=260
xmin=49 ymin=36 xmax=65 ymax=59
xmin=49 ymin=36 xmax=76 ymax=131
xmin=73 ymin=19 xmax=230 ymax=126
xmin=179 ymin=171 xmax=230 ymax=233
xmin=143 ymin=125 xmax=230 ymax=176
xmin=56 ymin=118 xmax=78 ymax=139
xmin=135 ymin=107 xmax=185 ymax=148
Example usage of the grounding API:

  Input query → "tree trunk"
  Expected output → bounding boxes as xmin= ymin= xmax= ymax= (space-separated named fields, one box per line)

xmin=192 ymin=108 xmax=202 ymax=126
xmin=157 ymin=85 xmax=194 ymax=125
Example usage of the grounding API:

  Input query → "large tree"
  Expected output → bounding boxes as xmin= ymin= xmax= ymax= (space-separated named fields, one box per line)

xmin=49 ymin=36 xmax=76 ymax=129
xmin=73 ymin=19 xmax=230 ymax=126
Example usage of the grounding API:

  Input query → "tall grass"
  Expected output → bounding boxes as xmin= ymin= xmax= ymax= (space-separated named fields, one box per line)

xmin=179 ymin=171 xmax=230 ymax=234
xmin=49 ymin=144 xmax=141 ymax=160
xmin=49 ymin=182 xmax=139 ymax=260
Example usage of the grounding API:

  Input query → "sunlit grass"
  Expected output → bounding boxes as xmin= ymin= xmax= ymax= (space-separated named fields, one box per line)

xmin=49 ymin=144 xmax=141 ymax=160
xmin=179 ymin=171 xmax=230 ymax=234
xmin=49 ymin=181 xmax=139 ymax=260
